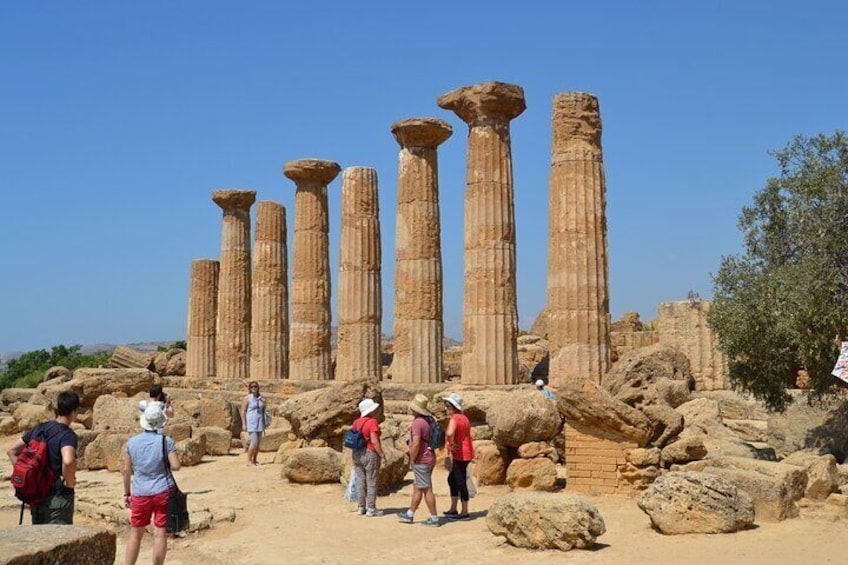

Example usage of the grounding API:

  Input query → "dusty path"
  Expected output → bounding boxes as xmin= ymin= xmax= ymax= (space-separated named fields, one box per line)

xmin=2 ymin=448 xmax=848 ymax=564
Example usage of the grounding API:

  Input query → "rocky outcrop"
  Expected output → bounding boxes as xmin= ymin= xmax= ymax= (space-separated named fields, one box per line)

xmin=557 ymin=378 xmax=652 ymax=446
xmin=637 ymin=472 xmax=755 ymax=534
xmin=487 ymin=390 xmax=562 ymax=447
xmin=487 ymin=492 xmax=605 ymax=551
xmin=281 ymin=447 xmax=342 ymax=484
xmin=506 ymin=458 xmax=557 ymax=491
xmin=281 ymin=378 xmax=382 ymax=447
xmin=0 ymin=525 xmax=116 ymax=565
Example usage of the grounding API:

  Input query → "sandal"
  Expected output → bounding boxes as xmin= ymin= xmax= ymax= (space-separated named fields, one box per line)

xmin=443 ymin=509 xmax=458 ymax=516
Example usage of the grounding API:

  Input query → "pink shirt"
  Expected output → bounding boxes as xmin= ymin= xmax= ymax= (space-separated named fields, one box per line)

xmin=410 ymin=417 xmax=436 ymax=465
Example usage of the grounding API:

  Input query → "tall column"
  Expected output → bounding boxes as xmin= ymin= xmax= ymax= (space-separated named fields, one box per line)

xmin=185 ymin=259 xmax=219 ymax=378
xmin=250 ymin=201 xmax=289 ymax=380
xmin=284 ymin=159 xmax=341 ymax=380
xmin=212 ymin=189 xmax=256 ymax=379
xmin=390 ymin=118 xmax=452 ymax=383
xmin=438 ymin=81 xmax=526 ymax=385
xmin=547 ymin=92 xmax=611 ymax=387
xmin=336 ymin=167 xmax=382 ymax=381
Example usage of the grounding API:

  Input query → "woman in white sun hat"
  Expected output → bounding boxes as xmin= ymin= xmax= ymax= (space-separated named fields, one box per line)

xmin=443 ymin=392 xmax=474 ymax=520
xmin=350 ymin=398 xmax=386 ymax=517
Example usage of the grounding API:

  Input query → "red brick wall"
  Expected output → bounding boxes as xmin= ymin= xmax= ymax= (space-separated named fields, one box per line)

xmin=564 ymin=422 xmax=637 ymax=495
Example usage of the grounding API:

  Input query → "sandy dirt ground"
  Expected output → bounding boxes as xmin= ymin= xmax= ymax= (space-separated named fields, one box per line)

xmin=2 ymin=447 xmax=848 ymax=565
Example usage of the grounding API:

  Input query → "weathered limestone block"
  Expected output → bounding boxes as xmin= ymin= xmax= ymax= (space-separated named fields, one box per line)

xmin=186 ymin=259 xmax=219 ymax=378
xmin=438 ymin=81 xmax=525 ymax=386
xmin=273 ymin=437 xmax=306 ymax=464
xmin=431 ymin=389 xmax=508 ymax=424
xmin=251 ymin=201 xmax=289 ymax=380
xmin=92 ymin=395 xmax=141 ymax=433
xmin=0 ymin=416 xmax=17 ymax=435
xmin=36 ymin=368 xmax=155 ymax=410
xmin=517 ymin=441 xmax=554 ymax=459
xmin=281 ymin=378 xmax=382 ymax=445
xmin=163 ymin=351 xmax=186 ymax=377
xmin=284 ymin=159 xmax=341 ymax=381
xmin=177 ymin=435 xmax=207 ymax=466
xmin=74 ymin=430 xmax=100 ymax=469
xmin=473 ymin=440 xmax=513 ymax=485
xmin=176 ymin=398 xmax=238 ymax=436
xmin=213 ymin=189 xmax=256 ymax=380
xmin=618 ymin=462 xmax=662 ymax=490
xmin=108 ymin=346 xmax=154 ymax=370
xmin=604 ymin=344 xmax=696 ymax=400
xmin=390 ymin=118 xmax=451 ymax=384
xmin=657 ymin=300 xmax=729 ymax=391
xmin=506 ymin=457 xmax=557 ymax=491
xmin=626 ymin=447 xmax=662 ymax=467
xmin=336 ymin=167 xmax=382 ymax=381
xmin=782 ymin=451 xmax=840 ymax=500
xmin=557 ymin=378 xmax=652 ymax=446
xmin=281 ymin=447 xmax=341 ymax=483
xmin=194 ymin=426 xmax=232 ymax=456
xmin=84 ymin=433 xmax=130 ymax=471
xmin=43 ymin=366 xmax=72 ymax=383
xmin=163 ymin=420 xmax=192 ymax=442
xmin=1 ymin=388 xmax=36 ymax=411
xmin=637 ymin=472 xmax=755 ymax=534
xmin=661 ymin=435 xmax=708 ymax=466
xmin=546 ymin=92 xmax=611 ymax=387
xmin=680 ymin=457 xmax=807 ymax=521
xmin=13 ymin=404 xmax=54 ymax=433
xmin=0 ymin=525 xmax=116 ymax=565
xmin=487 ymin=492 xmax=605 ymax=551
xmin=240 ymin=428 xmax=288 ymax=452
xmin=487 ymin=390 xmax=562 ymax=448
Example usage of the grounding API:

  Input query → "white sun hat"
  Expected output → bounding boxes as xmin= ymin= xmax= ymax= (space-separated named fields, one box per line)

xmin=535 ymin=379 xmax=545 ymax=387
xmin=358 ymin=398 xmax=380 ymax=417
xmin=443 ymin=392 xmax=463 ymax=411
xmin=140 ymin=403 xmax=167 ymax=431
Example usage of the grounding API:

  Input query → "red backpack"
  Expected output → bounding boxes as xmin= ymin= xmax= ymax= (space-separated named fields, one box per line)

xmin=11 ymin=423 xmax=60 ymax=506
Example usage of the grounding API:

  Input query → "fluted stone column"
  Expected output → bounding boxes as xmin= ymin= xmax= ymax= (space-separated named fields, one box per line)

xmin=284 ymin=159 xmax=341 ymax=380
xmin=547 ymin=92 xmax=611 ymax=387
xmin=336 ymin=167 xmax=382 ymax=381
xmin=212 ymin=189 xmax=256 ymax=379
xmin=390 ymin=118 xmax=452 ymax=383
xmin=186 ymin=259 xmax=219 ymax=378
xmin=250 ymin=201 xmax=289 ymax=380
xmin=438 ymin=81 xmax=525 ymax=385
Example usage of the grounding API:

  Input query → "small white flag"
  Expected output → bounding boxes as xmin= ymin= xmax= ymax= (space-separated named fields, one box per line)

xmin=832 ymin=342 xmax=848 ymax=384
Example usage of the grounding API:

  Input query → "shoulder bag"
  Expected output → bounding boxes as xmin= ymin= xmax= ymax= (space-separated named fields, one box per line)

xmin=162 ymin=435 xmax=190 ymax=533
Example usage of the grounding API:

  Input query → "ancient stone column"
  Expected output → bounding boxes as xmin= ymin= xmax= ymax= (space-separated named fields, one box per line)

xmin=212 ymin=189 xmax=256 ymax=379
xmin=438 ymin=81 xmax=525 ymax=385
xmin=284 ymin=159 xmax=341 ymax=380
xmin=546 ymin=92 xmax=611 ymax=387
xmin=336 ymin=167 xmax=382 ymax=381
xmin=186 ymin=259 xmax=219 ymax=378
xmin=250 ymin=201 xmax=289 ymax=380
xmin=390 ymin=118 xmax=452 ymax=383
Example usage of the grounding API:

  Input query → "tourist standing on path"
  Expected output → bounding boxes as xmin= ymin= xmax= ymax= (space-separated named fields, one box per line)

xmin=351 ymin=398 xmax=386 ymax=517
xmin=443 ymin=392 xmax=474 ymax=521
xmin=240 ymin=381 xmax=266 ymax=467
xmin=7 ymin=391 xmax=80 ymax=525
xmin=535 ymin=379 xmax=556 ymax=401
xmin=397 ymin=394 xmax=439 ymax=526
xmin=123 ymin=403 xmax=181 ymax=565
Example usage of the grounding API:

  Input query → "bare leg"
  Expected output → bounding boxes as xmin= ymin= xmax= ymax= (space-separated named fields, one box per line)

xmin=152 ymin=526 xmax=167 ymax=565
xmin=409 ymin=486 xmax=423 ymax=514
xmin=448 ymin=496 xmax=458 ymax=513
xmin=124 ymin=527 xmax=144 ymax=565
xmin=423 ymin=487 xmax=437 ymax=516
xmin=460 ymin=499 xmax=469 ymax=516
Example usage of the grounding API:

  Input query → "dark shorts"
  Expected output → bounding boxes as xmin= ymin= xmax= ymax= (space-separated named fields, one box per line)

xmin=31 ymin=487 xmax=74 ymax=525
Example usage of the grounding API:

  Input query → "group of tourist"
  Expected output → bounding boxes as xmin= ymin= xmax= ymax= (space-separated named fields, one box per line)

xmin=349 ymin=391 xmax=475 ymax=526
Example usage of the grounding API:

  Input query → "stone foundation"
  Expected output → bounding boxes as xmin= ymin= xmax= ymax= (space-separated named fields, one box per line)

xmin=564 ymin=422 xmax=637 ymax=495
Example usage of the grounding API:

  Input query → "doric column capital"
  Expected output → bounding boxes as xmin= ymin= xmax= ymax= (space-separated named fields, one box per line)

xmin=391 ymin=118 xmax=453 ymax=149
xmin=437 ymin=81 xmax=526 ymax=127
xmin=283 ymin=159 xmax=341 ymax=187
xmin=212 ymin=189 xmax=257 ymax=211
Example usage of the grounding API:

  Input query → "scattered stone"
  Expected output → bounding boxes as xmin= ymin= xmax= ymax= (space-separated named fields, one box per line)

xmin=240 ymin=428 xmax=289 ymax=452
xmin=195 ymin=426 xmax=232 ymax=456
xmin=557 ymin=378 xmax=652 ymax=446
xmin=177 ymin=435 xmax=207 ymax=466
xmin=0 ymin=524 xmax=116 ymax=565
xmin=281 ymin=447 xmax=341 ymax=484
xmin=637 ymin=471 xmax=755 ymax=534
xmin=12 ymin=404 xmax=54 ymax=433
xmin=487 ymin=492 xmax=605 ymax=551
xmin=108 ymin=346 xmax=154 ymax=370
xmin=506 ymin=457 xmax=557 ymax=491
xmin=517 ymin=441 xmax=554 ymax=459
xmin=84 ymin=433 xmax=130 ymax=471
xmin=274 ymin=438 xmax=306 ymax=464
xmin=43 ymin=366 xmax=72 ymax=383
xmin=487 ymin=390 xmax=562 ymax=447
xmin=604 ymin=344 xmax=695 ymax=401
xmin=163 ymin=420 xmax=192 ymax=442
xmin=36 ymin=368 xmax=155 ymax=410
xmin=782 ymin=451 xmax=839 ymax=500
xmin=618 ymin=462 xmax=662 ymax=490
xmin=176 ymin=398 xmax=239 ymax=436
xmin=92 ymin=395 xmax=141 ymax=432
xmin=626 ymin=447 xmax=662 ymax=467
xmin=474 ymin=440 xmax=513 ymax=485
xmin=0 ymin=416 xmax=17 ymax=435
xmin=661 ymin=435 xmax=708 ymax=466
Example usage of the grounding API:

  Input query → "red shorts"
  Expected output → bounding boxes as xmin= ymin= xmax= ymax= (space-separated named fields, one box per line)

xmin=130 ymin=490 xmax=171 ymax=528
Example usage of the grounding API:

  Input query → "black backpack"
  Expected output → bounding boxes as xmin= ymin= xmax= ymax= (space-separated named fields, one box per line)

xmin=426 ymin=417 xmax=445 ymax=449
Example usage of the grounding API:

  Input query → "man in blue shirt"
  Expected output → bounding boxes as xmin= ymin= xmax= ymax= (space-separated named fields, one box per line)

xmin=535 ymin=379 xmax=556 ymax=401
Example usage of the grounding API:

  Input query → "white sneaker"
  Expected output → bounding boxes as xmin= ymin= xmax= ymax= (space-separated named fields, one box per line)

xmin=365 ymin=508 xmax=384 ymax=517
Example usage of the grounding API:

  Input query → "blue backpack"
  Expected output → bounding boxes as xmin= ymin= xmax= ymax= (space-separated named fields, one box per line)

xmin=426 ymin=417 xmax=445 ymax=449
xmin=344 ymin=423 xmax=368 ymax=451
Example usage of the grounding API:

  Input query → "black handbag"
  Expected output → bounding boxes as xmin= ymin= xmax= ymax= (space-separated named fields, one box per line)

xmin=162 ymin=436 xmax=189 ymax=533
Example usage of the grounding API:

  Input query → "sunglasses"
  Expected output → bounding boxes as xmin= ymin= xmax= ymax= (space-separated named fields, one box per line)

xmin=249 ymin=385 xmax=259 ymax=389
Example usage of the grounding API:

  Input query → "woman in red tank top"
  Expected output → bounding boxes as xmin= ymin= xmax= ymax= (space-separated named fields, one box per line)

xmin=443 ymin=392 xmax=474 ymax=520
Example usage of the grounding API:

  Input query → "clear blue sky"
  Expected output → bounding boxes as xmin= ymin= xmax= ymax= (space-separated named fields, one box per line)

xmin=1 ymin=1 xmax=845 ymax=352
